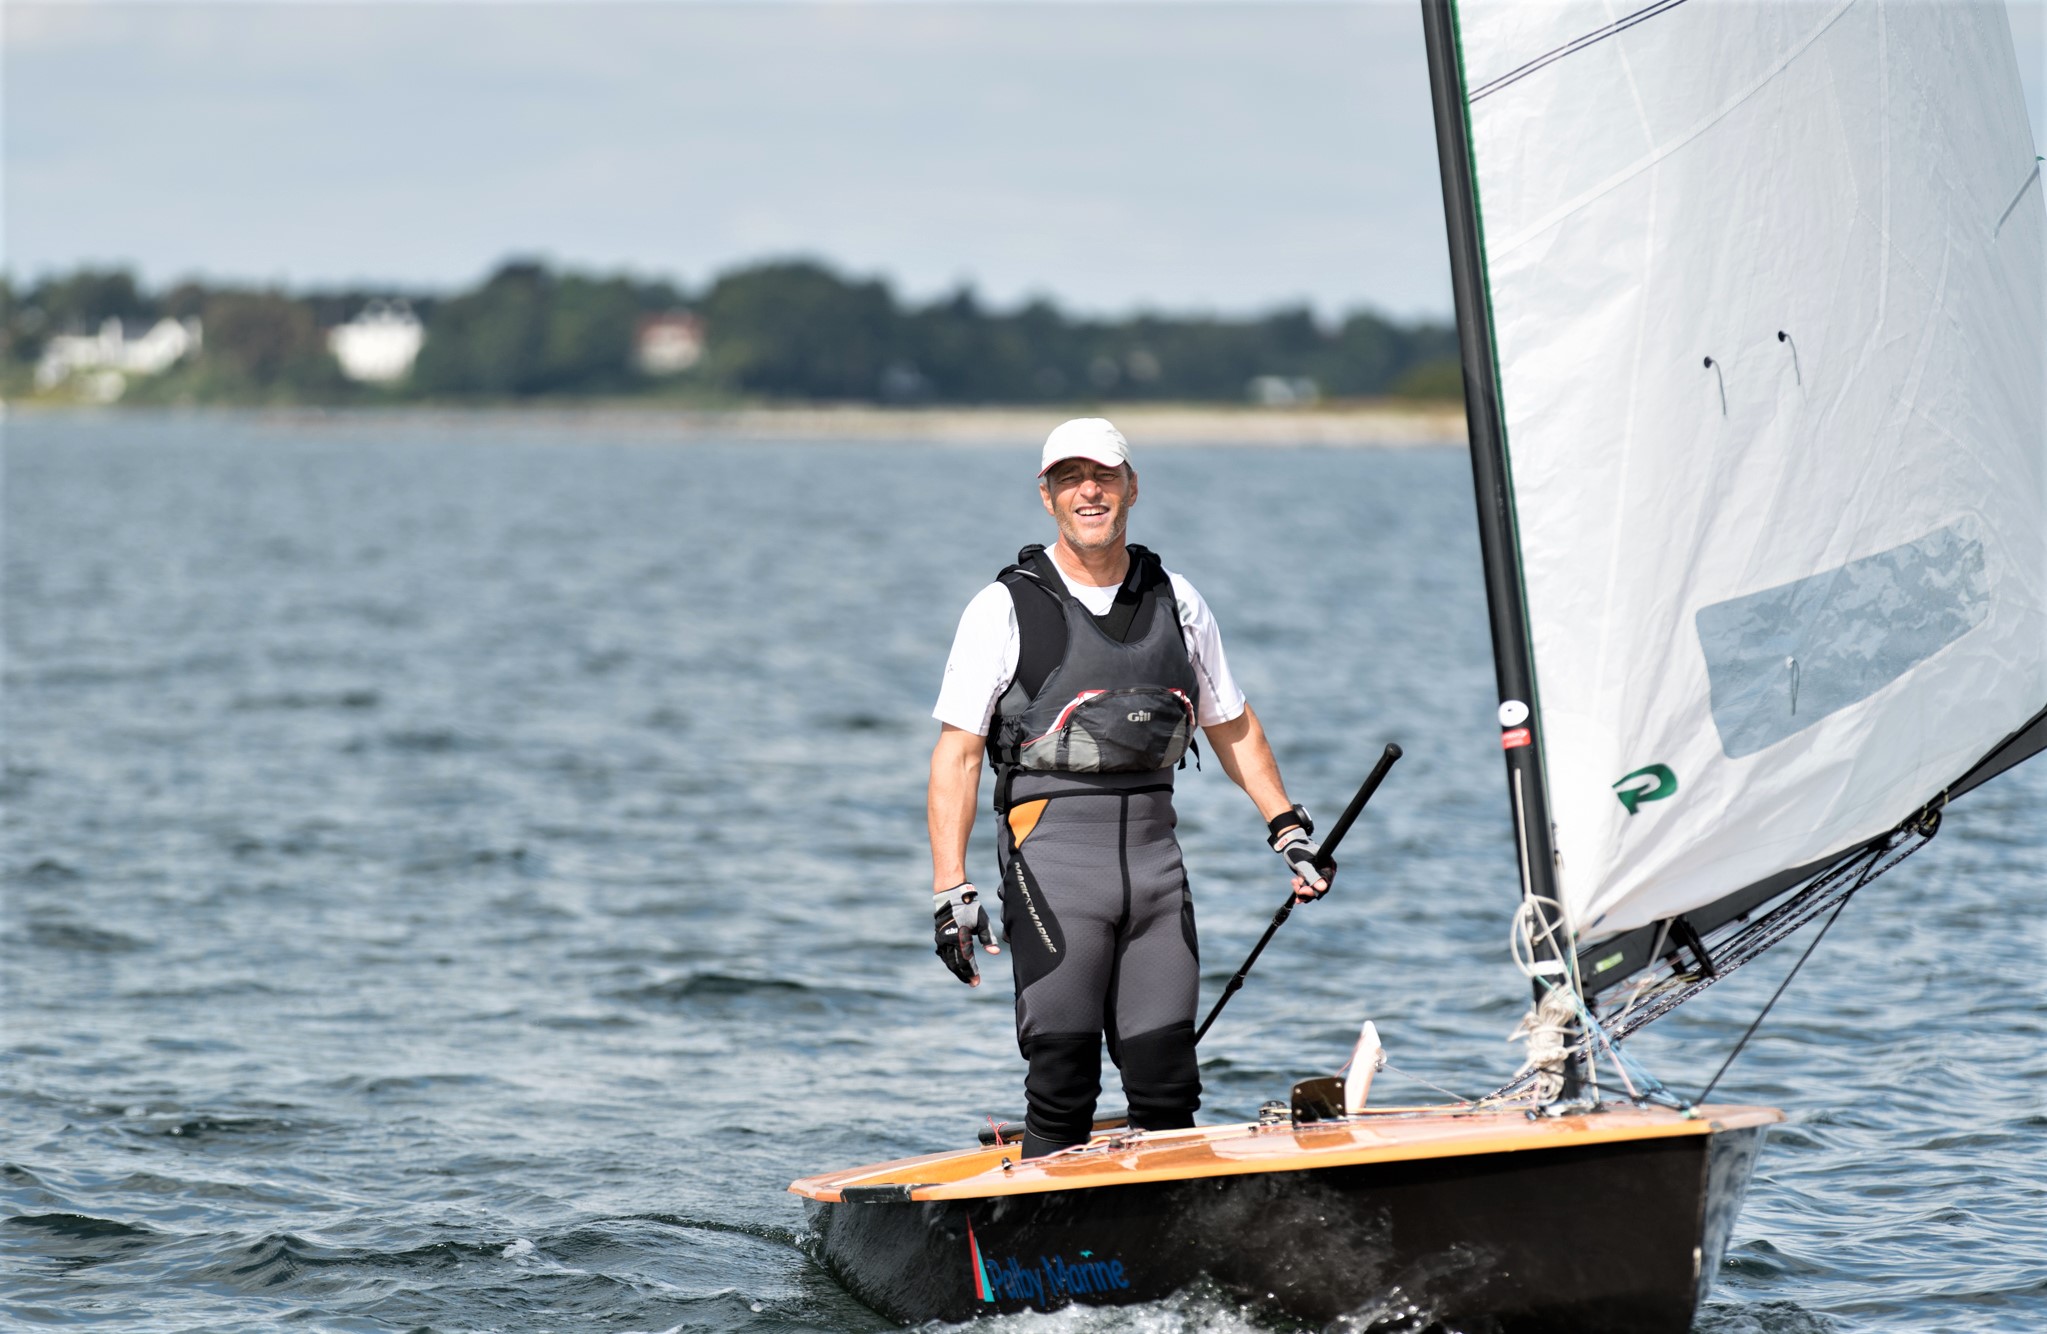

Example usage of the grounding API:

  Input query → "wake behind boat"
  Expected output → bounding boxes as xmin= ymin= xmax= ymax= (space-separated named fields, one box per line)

xmin=794 ymin=0 xmax=2043 ymax=1326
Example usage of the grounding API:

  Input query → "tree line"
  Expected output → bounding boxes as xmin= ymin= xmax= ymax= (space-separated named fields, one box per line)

xmin=0 ymin=259 xmax=1462 ymax=405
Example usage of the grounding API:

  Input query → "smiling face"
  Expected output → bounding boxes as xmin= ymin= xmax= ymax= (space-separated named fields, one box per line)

xmin=1039 ymin=457 xmax=1137 ymax=555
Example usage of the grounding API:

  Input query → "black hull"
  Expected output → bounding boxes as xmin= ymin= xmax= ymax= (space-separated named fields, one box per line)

xmin=806 ymin=1126 xmax=1767 ymax=1331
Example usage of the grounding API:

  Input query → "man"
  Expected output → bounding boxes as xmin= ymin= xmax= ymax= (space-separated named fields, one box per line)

xmin=928 ymin=417 xmax=1333 ymax=1158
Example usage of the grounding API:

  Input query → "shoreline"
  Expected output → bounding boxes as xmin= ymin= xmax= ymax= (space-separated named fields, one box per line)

xmin=3 ymin=401 xmax=1468 ymax=446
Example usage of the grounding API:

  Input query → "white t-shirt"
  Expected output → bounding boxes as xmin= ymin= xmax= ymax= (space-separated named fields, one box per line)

xmin=932 ymin=560 xmax=1247 ymax=736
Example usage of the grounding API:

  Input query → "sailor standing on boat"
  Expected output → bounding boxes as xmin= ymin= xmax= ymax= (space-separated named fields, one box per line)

xmin=928 ymin=418 xmax=1333 ymax=1159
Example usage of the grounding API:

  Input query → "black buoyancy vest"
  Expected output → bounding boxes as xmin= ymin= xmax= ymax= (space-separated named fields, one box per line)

xmin=989 ymin=544 xmax=1201 ymax=775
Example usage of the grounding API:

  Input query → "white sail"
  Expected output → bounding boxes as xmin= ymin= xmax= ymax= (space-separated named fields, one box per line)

xmin=1451 ymin=0 xmax=2046 ymax=940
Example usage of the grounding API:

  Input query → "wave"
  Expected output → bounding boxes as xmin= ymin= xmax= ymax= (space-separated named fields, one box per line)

xmin=325 ymin=1072 xmax=508 ymax=1098
xmin=1695 ymin=1299 xmax=1840 ymax=1333
xmin=231 ymin=688 xmax=382 ymax=712
xmin=532 ymin=1013 xmax=644 ymax=1031
xmin=118 ymin=978 xmax=291 ymax=1002
xmin=5 ymin=1212 xmax=161 ymax=1241
xmin=7 ymin=856 xmax=81 ymax=884
xmin=200 ymin=1232 xmax=511 ymax=1287
xmin=617 ymin=1213 xmax=803 ymax=1249
xmin=5 ymin=1213 xmax=168 ymax=1268
xmin=18 ymin=918 xmax=150 ymax=954
xmin=612 ymin=972 xmax=891 ymax=1013
xmin=119 ymin=1111 xmax=316 ymax=1144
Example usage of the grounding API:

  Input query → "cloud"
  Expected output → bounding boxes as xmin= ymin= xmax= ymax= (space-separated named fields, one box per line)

xmin=8 ymin=1 xmax=2041 ymax=317
xmin=3 ymin=2 xmax=1449 ymax=316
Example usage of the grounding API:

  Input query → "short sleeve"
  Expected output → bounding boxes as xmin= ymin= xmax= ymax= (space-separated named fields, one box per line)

xmin=932 ymin=583 xmax=1020 ymax=735
xmin=1168 ymin=572 xmax=1247 ymax=727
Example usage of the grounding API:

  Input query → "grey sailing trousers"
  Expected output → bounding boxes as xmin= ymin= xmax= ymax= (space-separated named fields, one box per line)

xmin=997 ymin=770 xmax=1202 ymax=1153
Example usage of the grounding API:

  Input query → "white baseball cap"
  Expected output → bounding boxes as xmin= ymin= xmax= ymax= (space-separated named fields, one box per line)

xmin=1038 ymin=418 xmax=1132 ymax=477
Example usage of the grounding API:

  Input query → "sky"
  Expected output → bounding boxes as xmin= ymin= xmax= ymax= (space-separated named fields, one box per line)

xmin=5 ymin=1 xmax=2044 ymax=321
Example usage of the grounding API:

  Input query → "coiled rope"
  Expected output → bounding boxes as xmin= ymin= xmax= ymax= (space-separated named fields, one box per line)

xmin=1503 ymin=894 xmax=1583 ymax=1104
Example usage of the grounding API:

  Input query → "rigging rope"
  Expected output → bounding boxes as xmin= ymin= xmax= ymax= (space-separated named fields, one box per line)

xmin=1379 ymin=1062 xmax=1481 ymax=1105
xmin=1568 ymin=986 xmax=1689 ymax=1110
xmin=1467 ymin=800 xmax=1942 ymax=1109
xmin=1593 ymin=808 xmax=1938 ymax=1045
xmin=1693 ymin=891 xmax=1854 ymax=1103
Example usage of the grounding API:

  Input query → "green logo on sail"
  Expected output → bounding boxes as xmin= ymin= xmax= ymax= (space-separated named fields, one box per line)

xmin=1613 ymin=764 xmax=1678 ymax=815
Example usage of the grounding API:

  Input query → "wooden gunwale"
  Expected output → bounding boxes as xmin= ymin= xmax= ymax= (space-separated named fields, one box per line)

xmin=789 ymin=1102 xmax=1781 ymax=1202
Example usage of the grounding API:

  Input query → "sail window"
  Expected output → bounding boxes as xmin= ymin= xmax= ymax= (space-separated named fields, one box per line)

xmin=1696 ymin=523 xmax=1990 ymax=758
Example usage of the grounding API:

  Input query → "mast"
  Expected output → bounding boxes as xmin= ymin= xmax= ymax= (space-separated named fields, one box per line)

xmin=1419 ymin=0 xmax=1570 ymax=989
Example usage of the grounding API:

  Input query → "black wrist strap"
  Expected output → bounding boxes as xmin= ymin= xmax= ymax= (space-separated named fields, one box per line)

xmin=1265 ymin=805 xmax=1313 ymax=849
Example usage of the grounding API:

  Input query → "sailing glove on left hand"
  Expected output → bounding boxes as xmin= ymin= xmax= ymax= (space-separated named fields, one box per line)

xmin=934 ymin=882 xmax=999 ymax=986
xmin=1275 ymin=829 xmax=1336 ymax=900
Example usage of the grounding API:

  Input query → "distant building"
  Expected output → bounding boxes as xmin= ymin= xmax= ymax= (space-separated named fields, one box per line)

xmin=327 ymin=301 xmax=425 ymax=383
xmin=35 ymin=316 xmax=203 ymax=394
xmin=634 ymin=312 xmax=706 ymax=376
xmin=1248 ymin=375 xmax=1322 ymax=408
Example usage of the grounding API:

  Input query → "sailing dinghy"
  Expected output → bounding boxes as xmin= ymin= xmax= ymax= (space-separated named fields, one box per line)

xmin=793 ymin=2 xmax=2045 ymax=1327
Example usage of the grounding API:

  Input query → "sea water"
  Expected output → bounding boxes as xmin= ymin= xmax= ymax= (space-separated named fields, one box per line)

xmin=4 ymin=412 xmax=2041 ymax=1333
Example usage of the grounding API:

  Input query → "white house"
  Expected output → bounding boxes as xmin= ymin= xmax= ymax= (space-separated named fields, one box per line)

xmin=327 ymin=300 xmax=425 ymax=383
xmin=634 ymin=312 xmax=706 ymax=376
xmin=1247 ymin=375 xmax=1322 ymax=408
xmin=36 ymin=316 xmax=203 ymax=392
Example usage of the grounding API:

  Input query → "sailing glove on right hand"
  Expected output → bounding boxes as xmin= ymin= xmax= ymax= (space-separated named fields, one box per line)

xmin=934 ymin=882 xmax=999 ymax=986
xmin=1275 ymin=829 xmax=1336 ymax=901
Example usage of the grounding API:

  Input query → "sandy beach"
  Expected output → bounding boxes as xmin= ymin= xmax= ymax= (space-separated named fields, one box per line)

xmin=659 ymin=403 xmax=1470 ymax=445
xmin=10 ymin=401 xmax=1465 ymax=446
